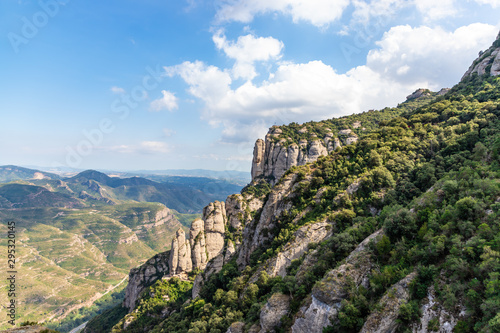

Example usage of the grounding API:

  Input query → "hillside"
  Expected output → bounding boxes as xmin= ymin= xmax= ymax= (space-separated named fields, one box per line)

xmin=0 ymin=165 xmax=61 ymax=182
xmin=86 ymin=33 xmax=500 ymax=333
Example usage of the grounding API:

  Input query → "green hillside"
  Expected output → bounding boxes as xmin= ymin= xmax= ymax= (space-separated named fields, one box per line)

xmin=96 ymin=73 xmax=500 ymax=332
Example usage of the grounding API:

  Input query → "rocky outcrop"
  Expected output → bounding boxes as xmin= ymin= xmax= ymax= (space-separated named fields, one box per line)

xmin=259 ymin=293 xmax=290 ymax=333
xmin=251 ymin=128 xmax=335 ymax=185
xmin=406 ymin=88 xmax=431 ymax=101
xmin=203 ymin=201 xmax=227 ymax=262
xmin=360 ymin=272 xmax=417 ymax=333
xmin=263 ymin=221 xmax=332 ymax=278
xmin=411 ymin=287 xmax=463 ymax=333
xmin=237 ymin=173 xmax=298 ymax=269
xmin=462 ymin=32 xmax=500 ymax=80
xmin=123 ymin=251 xmax=169 ymax=312
xmin=192 ymin=194 xmax=263 ymax=298
xmin=169 ymin=229 xmax=192 ymax=276
xmin=291 ymin=230 xmax=383 ymax=333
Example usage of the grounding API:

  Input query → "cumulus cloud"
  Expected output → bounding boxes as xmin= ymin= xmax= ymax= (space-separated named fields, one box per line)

xmin=166 ymin=59 xmax=422 ymax=142
xmin=110 ymin=86 xmax=126 ymax=94
xmin=367 ymin=23 xmax=499 ymax=88
xmin=351 ymin=0 xmax=407 ymax=24
xmin=150 ymin=90 xmax=179 ymax=111
xmin=165 ymin=23 xmax=498 ymax=143
xmin=215 ymin=0 xmax=350 ymax=27
xmin=213 ymin=30 xmax=283 ymax=80
xmin=414 ymin=0 xmax=458 ymax=21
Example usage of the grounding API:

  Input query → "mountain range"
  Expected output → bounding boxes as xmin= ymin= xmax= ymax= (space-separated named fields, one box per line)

xmin=0 ymin=166 xmax=245 ymax=330
xmin=78 ymin=32 xmax=500 ymax=333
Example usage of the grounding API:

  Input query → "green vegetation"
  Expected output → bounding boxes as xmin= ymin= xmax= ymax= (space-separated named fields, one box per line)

xmin=96 ymin=73 xmax=500 ymax=332
xmin=46 ymin=288 xmax=126 ymax=333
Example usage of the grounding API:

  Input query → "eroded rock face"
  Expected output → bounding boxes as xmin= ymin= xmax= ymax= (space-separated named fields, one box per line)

xmin=123 ymin=251 xmax=169 ymax=312
xmin=291 ymin=230 xmax=383 ymax=333
xmin=264 ymin=221 xmax=332 ymax=278
xmin=251 ymin=128 xmax=335 ymax=185
xmin=411 ymin=287 xmax=463 ymax=333
xmin=237 ymin=174 xmax=298 ymax=269
xmin=190 ymin=218 xmax=207 ymax=270
xmin=462 ymin=32 xmax=500 ymax=80
xmin=360 ymin=272 xmax=417 ymax=333
xmin=259 ymin=294 xmax=291 ymax=333
xmin=169 ymin=229 xmax=192 ymax=276
xmin=203 ymin=201 xmax=227 ymax=261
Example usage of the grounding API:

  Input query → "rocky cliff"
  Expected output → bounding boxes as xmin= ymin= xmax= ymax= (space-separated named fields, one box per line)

xmin=123 ymin=251 xmax=170 ymax=311
xmin=462 ymin=31 xmax=500 ymax=79
xmin=251 ymin=126 xmax=348 ymax=185
xmin=105 ymin=31 xmax=500 ymax=333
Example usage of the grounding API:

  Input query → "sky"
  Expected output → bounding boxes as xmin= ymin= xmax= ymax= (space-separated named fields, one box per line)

xmin=1 ymin=0 xmax=500 ymax=173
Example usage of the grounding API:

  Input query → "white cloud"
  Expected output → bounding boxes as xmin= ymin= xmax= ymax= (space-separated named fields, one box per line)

xmin=351 ymin=0 xmax=407 ymax=24
xmin=150 ymin=90 xmax=179 ymax=111
xmin=213 ymin=30 xmax=283 ymax=80
xmin=215 ymin=0 xmax=350 ymax=27
xmin=166 ymin=59 xmax=422 ymax=143
xmin=474 ymin=0 xmax=500 ymax=7
xmin=110 ymin=86 xmax=125 ymax=94
xmin=140 ymin=141 xmax=170 ymax=154
xmin=414 ymin=0 xmax=457 ymax=21
xmin=367 ymin=23 xmax=499 ymax=88
xmin=165 ymin=61 xmax=232 ymax=106
xmin=164 ymin=23 xmax=499 ymax=143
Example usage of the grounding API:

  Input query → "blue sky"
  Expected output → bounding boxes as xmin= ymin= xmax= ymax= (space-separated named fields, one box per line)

xmin=1 ymin=0 xmax=499 ymax=172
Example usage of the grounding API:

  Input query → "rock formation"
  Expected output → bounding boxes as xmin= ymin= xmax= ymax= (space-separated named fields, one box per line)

xmin=123 ymin=251 xmax=170 ymax=311
xmin=251 ymin=128 xmax=334 ymax=185
xmin=462 ymin=32 xmax=500 ymax=80
xmin=259 ymin=293 xmax=291 ymax=333
xmin=360 ymin=272 xmax=417 ymax=333
xmin=291 ymin=230 xmax=383 ymax=333
xmin=169 ymin=229 xmax=192 ymax=276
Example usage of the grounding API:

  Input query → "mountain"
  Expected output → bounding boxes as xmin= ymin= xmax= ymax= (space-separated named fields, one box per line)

xmin=0 ymin=183 xmax=82 ymax=208
xmin=62 ymin=169 xmax=243 ymax=213
xmin=85 ymin=32 xmax=500 ymax=333
xmin=0 ymin=165 xmax=61 ymax=182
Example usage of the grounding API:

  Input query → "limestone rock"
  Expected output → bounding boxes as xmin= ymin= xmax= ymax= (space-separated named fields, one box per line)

xmin=360 ymin=272 xmax=417 ymax=333
xmin=260 ymin=293 xmax=291 ymax=333
xmin=237 ymin=173 xmax=298 ymax=269
xmin=169 ymin=229 xmax=192 ymax=276
xmin=192 ymin=273 xmax=204 ymax=299
xmin=411 ymin=287 xmax=463 ymax=333
xmin=291 ymin=230 xmax=383 ymax=333
xmin=203 ymin=201 xmax=226 ymax=261
xmin=190 ymin=218 xmax=207 ymax=270
xmin=406 ymin=88 xmax=431 ymax=101
xmin=252 ymin=139 xmax=266 ymax=180
xmin=264 ymin=221 xmax=332 ymax=278
xmin=250 ymin=128 xmax=334 ymax=185
xmin=462 ymin=32 xmax=500 ymax=80
xmin=123 ymin=251 xmax=169 ymax=312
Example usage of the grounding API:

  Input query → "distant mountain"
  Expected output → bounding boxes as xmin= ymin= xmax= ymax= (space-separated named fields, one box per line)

xmin=29 ymin=166 xmax=251 ymax=185
xmin=0 ymin=165 xmax=61 ymax=182
xmin=126 ymin=169 xmax=251 ymax=185
xmin=60 ymin=169 xmax=243 ymax=213
xmin=0 ymin=183 xmax=82 ymax=209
